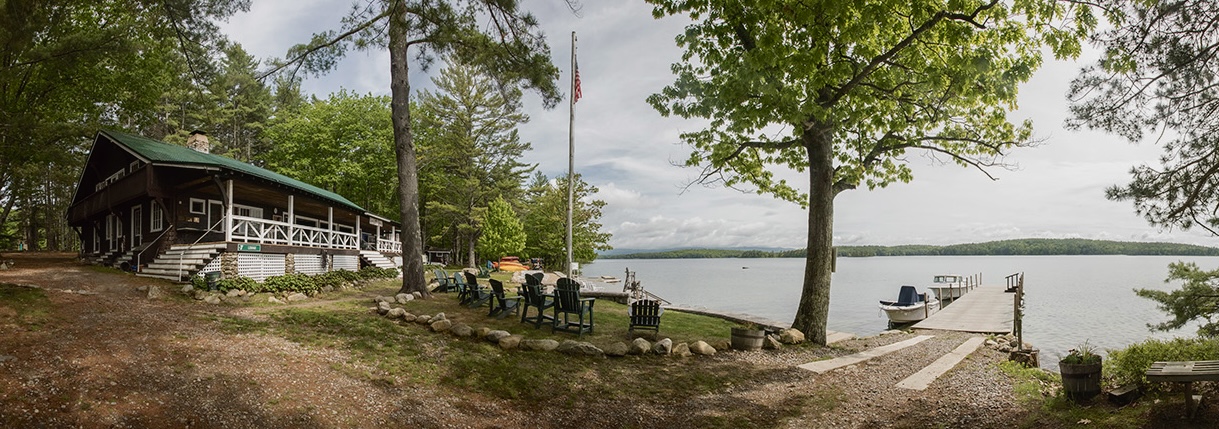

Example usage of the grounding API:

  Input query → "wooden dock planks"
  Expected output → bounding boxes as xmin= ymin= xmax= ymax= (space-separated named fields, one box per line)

xmin=911 ymin=286 xmax=1013 ymax=334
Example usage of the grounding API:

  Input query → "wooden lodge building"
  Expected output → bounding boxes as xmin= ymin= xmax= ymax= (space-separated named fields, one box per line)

xmin=67 ymin=130 xmax=404 ymax=282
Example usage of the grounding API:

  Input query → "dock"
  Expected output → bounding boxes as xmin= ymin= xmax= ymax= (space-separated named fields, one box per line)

xmin=911 ymin=286 xmax=1013 ymax=334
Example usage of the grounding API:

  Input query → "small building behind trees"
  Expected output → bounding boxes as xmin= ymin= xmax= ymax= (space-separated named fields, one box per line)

xmin=66 ymin=130 xmax=403 ymax=281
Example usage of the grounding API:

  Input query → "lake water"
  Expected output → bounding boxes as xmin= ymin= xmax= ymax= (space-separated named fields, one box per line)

xmin=582 ymin=255 xmax=1214 ymax=368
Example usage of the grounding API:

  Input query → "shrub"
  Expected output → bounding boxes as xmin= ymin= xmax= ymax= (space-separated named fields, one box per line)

xmin=263 ymin=273 xmax=316 ymax=294
xmin=1105 ymin=337 xmax=1219 ymax=388
xmin=215 ymin=276 xmax=258 ymax=294
xmin=359 ymin=266 xmax=399 ymax=279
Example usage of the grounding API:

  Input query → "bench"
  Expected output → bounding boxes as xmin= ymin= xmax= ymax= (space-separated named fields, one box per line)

xmin=1145 ymin=360 xmax=1219 ymax=418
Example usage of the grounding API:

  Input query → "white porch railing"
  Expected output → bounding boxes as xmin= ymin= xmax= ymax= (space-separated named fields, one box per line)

xmin=230 ymin=215 xmax=358 ymax=250
xmin=377 ymin=238 xmax=401 ymax=254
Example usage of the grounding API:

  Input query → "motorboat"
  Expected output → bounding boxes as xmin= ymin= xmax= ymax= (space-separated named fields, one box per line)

xmin=879 ymin=285 xmax=940 ymax=324
xmin=927 ymin=274 xmax=968 ymax=300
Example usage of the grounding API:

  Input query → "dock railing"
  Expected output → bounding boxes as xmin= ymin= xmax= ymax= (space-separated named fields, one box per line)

xmin=1009 ymin=272 xmax=1025 ymax=351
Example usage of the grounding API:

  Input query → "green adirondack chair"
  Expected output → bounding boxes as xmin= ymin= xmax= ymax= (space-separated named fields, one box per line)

xmin=629 ymin=299 xmax=662 ymax=334
xmin=552 ymin=278 xmax=595 ymax=337
xmin=464 ymin=271 xmax=491 ymax=308
xmin=520 ymin=277 xmax=554 ymax=328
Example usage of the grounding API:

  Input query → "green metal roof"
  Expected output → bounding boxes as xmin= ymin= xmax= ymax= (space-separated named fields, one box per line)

xmin=101 ymin=130 xmax=366 ymax=213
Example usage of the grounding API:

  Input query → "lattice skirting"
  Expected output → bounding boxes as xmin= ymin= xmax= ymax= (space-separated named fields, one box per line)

xmin=294 ymin=254 xmax=325 ymax=275
xmin=333 ymin=255 xmax=359 ymax=272
xmin=237 ymin=253 xmax=287 ymax=281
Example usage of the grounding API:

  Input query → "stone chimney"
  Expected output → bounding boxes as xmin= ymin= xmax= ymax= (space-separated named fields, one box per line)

xmin=186 ymin=130 xmax=210 ymax=154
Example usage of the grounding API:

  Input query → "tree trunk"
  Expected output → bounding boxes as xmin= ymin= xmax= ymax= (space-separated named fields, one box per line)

xmin=791 ymin=125 xmax=835 ymax=345
xmin=389 ymin=1 xmax=429 ymax=298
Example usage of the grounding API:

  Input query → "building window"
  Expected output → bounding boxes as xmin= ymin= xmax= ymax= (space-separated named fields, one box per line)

xmin=129 ymin=160 xmax=140 ymax=173
xmin=233 ymin=204 xmax=264 ymax=219
xmin=189 ymin=198 xmax=206 ymax=214
xmin=150 ymin=203 xmax=164 ymax=232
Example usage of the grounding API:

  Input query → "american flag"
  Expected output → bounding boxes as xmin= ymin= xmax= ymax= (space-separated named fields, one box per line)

xmin=573 ymin=56 xmax=582 ymax=103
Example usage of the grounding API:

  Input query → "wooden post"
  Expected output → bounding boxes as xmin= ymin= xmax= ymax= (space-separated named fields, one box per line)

xmin=224 ymin=180 xmax=233 ymax=242
xmin=287 ymin=195 xmax=295 ymax=246
xmin=924 ymin=293 xmax=929 ymax=318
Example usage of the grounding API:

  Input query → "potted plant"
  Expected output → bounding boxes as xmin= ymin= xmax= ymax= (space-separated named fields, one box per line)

xmin=730 ymin=323 xmax=766 ymax=351
xmin=1059 ymin=341 xmax=1103 ymax=402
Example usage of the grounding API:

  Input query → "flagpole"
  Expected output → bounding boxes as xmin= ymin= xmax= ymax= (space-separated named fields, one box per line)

xmin=566 ymin=31 xmax=576 ymax=280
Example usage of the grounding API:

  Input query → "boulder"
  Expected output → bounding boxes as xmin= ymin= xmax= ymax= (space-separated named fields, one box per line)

xmin=432 ymin=312 xmax=447 ymax=322
xmin=486 ymin=330 xmax=512 ymax=343
xmin=652 ymin=338 xmax=673 ymax=355
xmin=146 ymin=285 xmax=163 ymax=300
xmin=430 ymin=319 xmax=452 ymax=333
xmin=779 ymin=328 xmax=805 ymax=344
xmin=268 ymin=296 xmax=285 ymax=305
xmin=401 ymin=313 xmax=417 ymax=323
xmin=374 ymin=295 xmax=394 ymax=304
xmin=387 ymin=308 xmax=406 ymax=319
xmin=225 ymin=289 xmax=241 ymax=298
xmin=499 ymin=335 xmax=523 ymax=350
xmin=708 ymin=339 xmax=731 ymax=351
xmin=520 ymin=339 xmax=560 ymax=352
xmin=673 ymin=342 xmax=692 ymax=357
xmin=204 ymin=295 xmax=221 ymax=305
xmin=557 ymin=340 xmax=604 ymax=357
xmin=287 ymin=293 xmax=309 ymax=303
xmin=603 ymin=342 xmax=630 ymax=357
xmin=376 ymin=301 xmax=392 ymax=315
xmin=193 ymin=290 xmax=207 ymax=300
xmin=137 ymin=286 xmax=149 ymax=292
xmin=690 ymin=341 xmax=716 ymax=356
xmin=450 ymin=324 xmax=473 ymax=337
xmin=321 ymin=285 xmax=334 ymax=293
xmin=395 ymin=293 xmax=412 ymax=304
xmin=476 ymin=327 xmax=491 ymax=338
xmin=180 ymin=285 xmax=194 ymax=295
xmin=415 ymin=315 xmax=432 ymax=325
xmin=412 ymin=292 xmax=422 ymax=299
xmin=764 ymin=334 xmax=782 ymax=350
xmin=629 ymin=338 xmax=652 ymax=355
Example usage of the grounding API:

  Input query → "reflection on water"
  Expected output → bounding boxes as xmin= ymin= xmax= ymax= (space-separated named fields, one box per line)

xmin=583 ymin=255 xmax=1212 ymax=369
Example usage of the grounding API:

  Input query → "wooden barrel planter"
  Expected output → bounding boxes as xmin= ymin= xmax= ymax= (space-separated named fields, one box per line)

xmin=730 ymin=327 xmax=765 ymax=351
xmin=1059 ymin=361 xmax=1103 ymax=402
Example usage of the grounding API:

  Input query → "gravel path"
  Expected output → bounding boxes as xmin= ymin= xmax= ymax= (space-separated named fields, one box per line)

xmin=1 ymin=253 xmax=1034 ymax=428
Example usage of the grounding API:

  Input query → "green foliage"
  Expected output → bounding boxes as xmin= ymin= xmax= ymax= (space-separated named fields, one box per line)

xmin=520 ymin=173 xmax=612 ymax=266
xmin=359 ymin=266 xmax=399 ymax=279
xmin=262 ymin=273 xmax=315 ymax=294
xmin=1105 ymin=337 xmax=1219 ymax=388
xmin=476 ymin=196 xmax=526 ymax=260
xmin=261 ymin=90 xmax=398 ymax=216
xmin=203 ymin=267 xmax=398 ymax=295
xmin=416 ymin=60 xmax=536 ymax=266
xmin=1070 ymin=2 xmax=1219 ymax=235
xmin=1136 ymin=262 xmax=1219 ymax=337
xmin=1060 ymin=341 xmax=1102 ymax=365
xmin=215 ymin=276 xmax=259 ymax=294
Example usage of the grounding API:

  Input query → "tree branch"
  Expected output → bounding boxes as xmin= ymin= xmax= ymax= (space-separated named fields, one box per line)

xmin=257 ymin=9 xmax=392 ymax=80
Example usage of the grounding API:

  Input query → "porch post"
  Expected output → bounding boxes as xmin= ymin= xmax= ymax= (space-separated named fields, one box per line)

xmin=376 ymin=224 xmax=382 ymax=250
xmin=328 ymin=207 xmax=334 ymax=247
xmin=224 ymin=180 xmax=233 ymax=242
xmin=355 ymin=215 xmax=361 ymax=250
xmin=288 ymin=195 xmax=295 ymax=246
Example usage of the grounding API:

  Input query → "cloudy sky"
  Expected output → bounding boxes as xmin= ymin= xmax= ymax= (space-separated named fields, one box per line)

xmin=221 ymin=1 xmax=1218 ymax=250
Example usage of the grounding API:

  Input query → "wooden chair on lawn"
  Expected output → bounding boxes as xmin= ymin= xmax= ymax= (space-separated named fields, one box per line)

xmin=488 ymin=279 xmax=522 ymax=319
xmin=552 ymin=278 xmax=596 ymax=337
xmin=464 ymin=271 xmax=492 ymax=308
xmin=453 ymin=271 xmax=471 ymax=304
xmin=433 ymin=269 xmax=454 ymax=292
xmin=628 ymin=299 xmax=662 ymax=335
xmin=519 ymin=282 xmax=554 ymax=329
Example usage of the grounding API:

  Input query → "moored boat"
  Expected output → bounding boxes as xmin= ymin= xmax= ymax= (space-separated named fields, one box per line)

xmin=494 ymin=256 xmax=530 ymax=272
xmin=879 ymin=285 xmax=940 ymax=324
xmin=927 ymin=274 xmax=968 ymax=300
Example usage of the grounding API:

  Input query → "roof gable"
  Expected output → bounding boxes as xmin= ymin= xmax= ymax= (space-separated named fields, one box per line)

xmin=99 ymin=130 xmax=366 ymax=213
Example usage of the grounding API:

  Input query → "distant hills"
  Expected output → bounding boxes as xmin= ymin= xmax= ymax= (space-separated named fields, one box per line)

xmin=601 ymin=238 xmax=1219 ymax=259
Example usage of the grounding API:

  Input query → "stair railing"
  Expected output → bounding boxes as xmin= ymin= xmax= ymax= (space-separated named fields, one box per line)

xmin=135 ymin=224 xmax=175 ymax=272
xmin=177 ymin=217 xmax=228 ymax=280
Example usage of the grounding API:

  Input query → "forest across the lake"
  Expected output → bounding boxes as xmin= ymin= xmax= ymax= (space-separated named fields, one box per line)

xmin=602 ymin=238 xmax=1219 ymax=259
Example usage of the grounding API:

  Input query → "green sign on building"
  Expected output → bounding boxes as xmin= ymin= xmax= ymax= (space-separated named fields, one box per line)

xmin=238 ymin=243 xmax=262 ymax=252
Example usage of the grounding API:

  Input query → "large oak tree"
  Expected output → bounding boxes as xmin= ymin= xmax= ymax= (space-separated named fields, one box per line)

xmin=646 ymin=0 xmax=1090 ymax=343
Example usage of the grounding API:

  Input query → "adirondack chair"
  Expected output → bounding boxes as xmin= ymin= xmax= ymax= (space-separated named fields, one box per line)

xmin=628 ymin=299 xmax=662 ymax=334
xmin=464 ymin=271 xmax=492 ymax=308
xmin=520 ymin=281 xmax=555 ymax=329
xmin=552 ymin=278 xmax=596 ymax=336
xmin=453 ymin=271 xmax=471 ymax=304
xmin=433 ymin=269 xmax=454 ymax=292
xmin=488 ymin=279 xmax=522 ymax=319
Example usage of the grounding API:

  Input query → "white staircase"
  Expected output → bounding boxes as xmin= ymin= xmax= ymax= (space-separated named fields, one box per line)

xmin=359 ymin=250 xmax=401 ymax=271
xmin=136 ymin=243 xmax=226 ymax=282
